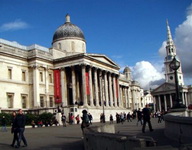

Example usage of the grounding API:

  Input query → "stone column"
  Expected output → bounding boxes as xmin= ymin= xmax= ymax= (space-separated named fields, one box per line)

xmin=45 ymin=67 xmax=49 ymax=107
xmin=108 ymin=73 xmax=113 ymax=107
xmin=185 ymin=92 xmax=188 ymax=106
xmin=132 ymin=89 xmax=136 ymax=110
xmin=99 ymin=70 xmax=103 ymax=107
xmin=72 ymin=66 xmax=76 ymax=105
xmin=61 ymin=68 xmax=67 ymax=106
xmin=125 ymin=88 xmax=128 ymax=108
xmin=169 ymin=94 xmax=173 ymax=108
xmin=117 ymin=76 xmax=121 ymax=107
xmin=82 ymin=65 xmax=87 ymax=106
xmin=182 ymin=92 xmax=185 ymax=105
xmin=88 ymin=66 xmax=94 ymax=107
xmin=94 ymin=68 xmax=99 ymax=107
xmin=158 ymin=96 xmax=162 ymax=111
xmin=33 ymin=65 xmax=40 ymax=107
xmin=112 ymin=74 xmax=117 ymax=107
xmin=164 ymin=95 xmax=167 ymax=111
xmin=119 ymin=86 xmax=123 ymax=107
xmin=104 ymin=71 xmax=109 ymax=107
xmin=153 ymin=96 xmax=156 ymax=112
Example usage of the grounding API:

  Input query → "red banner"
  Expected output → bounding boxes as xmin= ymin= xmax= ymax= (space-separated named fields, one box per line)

xmin=54 ymin=69 xmax=62 ymax=104
xmin=86 ymin=72 xmax=90 ymax=95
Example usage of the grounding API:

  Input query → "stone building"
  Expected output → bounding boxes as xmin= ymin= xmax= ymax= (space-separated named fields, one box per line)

xmin=151 ymin=21 xmax=192 ymax=112
xmin=0 ymin=14 xmax=142 ymax=121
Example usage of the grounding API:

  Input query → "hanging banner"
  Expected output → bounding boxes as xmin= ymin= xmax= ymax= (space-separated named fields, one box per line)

xmin=54 ymin=69 xmax=62 ymax=103
xmin=86 ymin=72 xmax=90 ymax=95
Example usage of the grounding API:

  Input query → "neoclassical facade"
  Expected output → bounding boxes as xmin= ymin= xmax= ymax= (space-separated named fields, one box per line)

xmin=151 ymin=21 xmax=192 ymax=112
xmin=0 ymin=14 xmax=142 ymax=121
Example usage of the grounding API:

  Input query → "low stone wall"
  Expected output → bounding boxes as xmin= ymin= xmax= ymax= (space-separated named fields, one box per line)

xmin=83 ymin=124 xmax=157 ymax=150
xmin=164 ymin=113 xmax=192 ymax=144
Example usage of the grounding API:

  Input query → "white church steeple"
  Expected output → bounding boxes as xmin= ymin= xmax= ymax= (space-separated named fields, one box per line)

xmin=164 ymin=20 xmax=184 ymax=86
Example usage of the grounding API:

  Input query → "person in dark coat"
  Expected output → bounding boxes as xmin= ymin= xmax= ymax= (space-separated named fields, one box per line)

xmin=81 ymin=110 xmax=89 ymax=132
xmin=10 ymin=111 xmax=18 ymax=147
xmin=15 ymin=109 xmax=27 ymax=148
xmin=142 ymin=105 xmax=153 ymax=133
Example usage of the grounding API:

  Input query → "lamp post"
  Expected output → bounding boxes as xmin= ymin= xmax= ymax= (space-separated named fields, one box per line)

xmin=169 ymin=56 xmax=184 ymax=108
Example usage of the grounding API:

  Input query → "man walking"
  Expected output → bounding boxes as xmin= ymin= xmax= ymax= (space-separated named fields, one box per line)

xmin=15 ymin=109 xmax=27 ymax=148
xmin=142 ymin=105 xmax=153 ymax=133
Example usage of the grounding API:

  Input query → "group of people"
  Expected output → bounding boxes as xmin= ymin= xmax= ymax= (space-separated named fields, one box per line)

xmin=11 ymin=109 xmax=27 ymax=148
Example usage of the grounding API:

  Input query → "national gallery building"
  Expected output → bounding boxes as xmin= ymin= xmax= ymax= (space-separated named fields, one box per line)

xmin=0 ymin=14 xmax=143 ymax=121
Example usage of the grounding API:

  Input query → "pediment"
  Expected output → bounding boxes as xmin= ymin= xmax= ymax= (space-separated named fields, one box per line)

xmin=152 ymin=82 xmax=176 ymax=93
xmin=87 ymin=53 xmax=119 ymax=68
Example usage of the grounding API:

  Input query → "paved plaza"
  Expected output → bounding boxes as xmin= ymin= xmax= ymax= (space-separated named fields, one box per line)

xmin=0 ymin=118 xmax=180 ymax=150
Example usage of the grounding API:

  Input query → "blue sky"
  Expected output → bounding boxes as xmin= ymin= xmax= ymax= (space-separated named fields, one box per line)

xmin=1 ymin=0 xmax=192 ymax=89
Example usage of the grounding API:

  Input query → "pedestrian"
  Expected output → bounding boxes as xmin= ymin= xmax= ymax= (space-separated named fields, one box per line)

xmin=136 ymin=108 xmax=143 ymax=126
xmin=61 ymin=114 xmax=67 ymax=127
xmin=127 ymin=112 xmax=132 ymax=122
xmin=88 ymin=113 xmax=93 ymax=125
xmin=75 ymin=115 xmax=80 ymax=125
xmin=1 ymin=116 xmax=7 ymax=132
xmin=10 ymin=111 xmax=18 ymax=147
xmin=157 ymin=110 xmax=161 ymax=123
xmin=15 ymin=109 xmax=28 ymax=148
xmin=109 ymin=114 xmax=113 ymax=124
xmin=81 ymin=110 xmax=89 ymax=132
xmin=142 ymin=104 xmax=153 ymax=133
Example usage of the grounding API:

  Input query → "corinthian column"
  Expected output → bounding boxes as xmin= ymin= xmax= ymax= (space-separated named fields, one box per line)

xmin=88 ymin=66 xmax=94 ymax=107
xmin=104 ymin=71 xmax=109 ymax=107
xmin=94 ymin=68 xmax=99 ymax=107
xmin=61 ymin=68 xmax=67 ymax=106
xmin=112 ymin=74 xmax=117 ymax=107
xmin=72 ymin=66 xmax=76 ymax=105
xmin=108 ymin=73 xmax=113 ymax=107
xmin=33 ymin=65 xmax=40 ymax=107
xmin=82 ymin=65 xmax=87 ymax=106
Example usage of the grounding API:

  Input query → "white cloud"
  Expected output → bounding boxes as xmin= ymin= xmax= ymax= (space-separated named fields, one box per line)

xmin=131 ymin=61 xmax=164 ymax=89
xmin=0 ymin=19 xmax=29 ymax=32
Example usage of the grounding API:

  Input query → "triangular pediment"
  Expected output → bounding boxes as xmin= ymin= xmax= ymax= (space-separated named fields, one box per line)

xmin=87 ymin=53 xmax=119 ymax=68
xmin=151 ymin=82 xmax=176 ymax=94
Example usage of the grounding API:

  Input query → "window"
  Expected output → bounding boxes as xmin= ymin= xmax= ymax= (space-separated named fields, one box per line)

xmin=58 ymin=43 xmax=61 ymax=50
xmin=21 ymin=95 xmax=27 ymax=108
xmin=40 ymin=72 xmax=43 ymax=82
xmin=7 ymin=93 xmax=13 ymax=108
xmin=49 ymin=73 xmax=52 ymax=83
xmin=71 ymin=41 xmax=75 ymax=52
xmin=40 ymin=96 xmax=44 ymax=107
xmin=49 ymin=97 xmax=53 ymax=107
xmin=22 ymin=71 xmax=26 ymax=81
xmin=8 ymin=68 xmax=12 ymax=79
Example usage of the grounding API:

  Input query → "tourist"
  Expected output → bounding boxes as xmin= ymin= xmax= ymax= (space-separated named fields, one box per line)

xmin=127 ymin=112 xmax=132 ymax=122
xmin=61 ymin=114 xmax=67 ymax=127
xmin=10 ymin=111 xmax=18 ymax=147
xmin=1 ymin=116 xmax=7 ymax=132
xmin=109 ymin=114 xmax=113 ymax=124
xmin=88 ymin=113 xmax=93 ymax=125
xmin=15 ymin=109 xmax=27 ymax=148
xmin=75 ymin=115 xmax=80 ymax=125
xmin=142 ymin=105 xmax=153 ymax=133
xmin=81 ymin=110 xmax=89 ymax=132
xmin=136 ymin=108 xmax=143 ymax=126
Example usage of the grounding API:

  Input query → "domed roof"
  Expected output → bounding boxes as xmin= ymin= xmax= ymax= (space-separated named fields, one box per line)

xmin=123 ymin=66 xmax=131 ymax=73
xmin=52 ymin=14 xmax=85 ymax=43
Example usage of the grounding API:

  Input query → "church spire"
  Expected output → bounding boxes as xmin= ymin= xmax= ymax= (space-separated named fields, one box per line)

xmin=165 ymin=19 xmax=176 ymax=56
xmin=166 ymin=20 xmax=173 ymax=45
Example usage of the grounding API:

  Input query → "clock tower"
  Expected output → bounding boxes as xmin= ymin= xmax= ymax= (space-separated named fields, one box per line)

xmin=164 ymin=20 xmax=184 ymax=86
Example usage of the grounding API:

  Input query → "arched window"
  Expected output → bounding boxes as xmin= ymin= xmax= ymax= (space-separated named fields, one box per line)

xmin=71 ymin=41 xmax=75 ymax=52
xmin=58 ymin=43 xmax=61 ymax=50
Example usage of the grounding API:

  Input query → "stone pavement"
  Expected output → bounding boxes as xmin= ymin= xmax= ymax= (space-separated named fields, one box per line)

xmin=0 ymin=118 xmax=180 ymax=150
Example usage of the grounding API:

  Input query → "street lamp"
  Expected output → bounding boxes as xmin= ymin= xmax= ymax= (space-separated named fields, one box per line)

xmin=169 ymin=56 xmax=185 ymax=108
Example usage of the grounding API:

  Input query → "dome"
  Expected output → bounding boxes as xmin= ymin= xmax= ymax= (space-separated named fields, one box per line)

xmin=123 ymin=66 xmax=131 ymax=73
xmin=52 ymin=14 xmax=85 ymax=43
